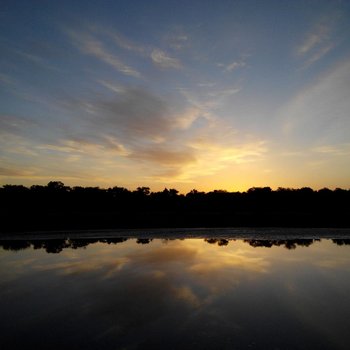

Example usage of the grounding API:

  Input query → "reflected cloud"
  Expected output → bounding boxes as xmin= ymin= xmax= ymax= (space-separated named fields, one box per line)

xmin=128 ymin=244 xmax=198 ymax=265
xmin=172 ymin=285 xmax=201 ymax=308
xmin=2 ymin=238 xmax=350 ymax=349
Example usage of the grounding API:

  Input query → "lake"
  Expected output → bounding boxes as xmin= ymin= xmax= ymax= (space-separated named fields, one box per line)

xmin=1 ymin=230 xmax=350 ymax=349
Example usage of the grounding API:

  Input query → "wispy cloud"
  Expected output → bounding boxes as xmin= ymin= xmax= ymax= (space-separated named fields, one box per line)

xmin=165 ymin=31 xmax=189 ymax=51
xmin=178 ymin=85 xmax=241 ymax=112
xmin=68 ymin=25 xmax=184 ymax=74
xmin=98 ymin=80 xmax=126 ymax=94
xmin=207 ymin=87 xmax=241 ymax=98
xmin=173 ymin=107 xmax=201 ymax=129
xmin=305 ymin=43 xmax=334 ymax=67
xmin=128 ymin=145 xmax=196 ymax=166
xmin=146 ymin=116 xmax=267 ymax=183
xmin=0 ymin=166 xmax=31 ymax=177
xmin=93 ymin=87 xmax=171 ymax=140
xmin=68 ymin=30 xmax=141 ymax=78
xmin=312 ymin=143 xmax=350 ymax=156
xmin=218 ymin=60 xmax=246 ymax=72
xmin=29 ymin=82 xmax=265 ymax=183
xmin=87 ymin=24 xmax=147 ymax=54
xmin=297 ymin=17 xmax=337 ymax=67
xmin=0 ymin=115 xmax=37 ymax=135
xmin=281 ymin=60 xmax=350 ymax=146
xmin=13 ymin=50 xmax=46 ymax=65
xmin=109 ymin=32 xmax=146 ymax=54
xmin=154 ymin=140 xmax=267 ymax=183
xmin=151 ymin=49 xmax=182 ymax=69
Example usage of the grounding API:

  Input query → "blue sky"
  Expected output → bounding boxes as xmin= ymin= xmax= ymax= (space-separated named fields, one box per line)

xmin=1 ymin=0 xmax=350 ymax=191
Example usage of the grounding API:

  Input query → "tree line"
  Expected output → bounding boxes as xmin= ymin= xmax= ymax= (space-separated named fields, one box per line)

xmin=1 ymin=181 xmax=350 ymax=231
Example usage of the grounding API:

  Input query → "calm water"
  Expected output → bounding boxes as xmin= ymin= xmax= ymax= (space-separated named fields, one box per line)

xmin=1 ymin=236 xmax=350 ymax=349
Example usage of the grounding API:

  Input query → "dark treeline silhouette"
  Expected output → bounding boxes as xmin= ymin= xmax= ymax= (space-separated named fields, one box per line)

xmin=1 ymin=237 xmax=347 ymax=253
xmin=1 ymin=181 xmax=350 ymax=232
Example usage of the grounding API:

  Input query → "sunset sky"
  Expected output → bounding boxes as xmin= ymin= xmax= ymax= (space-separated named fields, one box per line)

xmin=1 ymin=0 xmax=350 ymax=192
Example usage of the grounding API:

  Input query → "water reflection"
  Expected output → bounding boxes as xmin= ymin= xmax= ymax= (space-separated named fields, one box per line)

xmin=1 ymin=238 xmax=350 ymax=349
xmin=205 ymin=238 xmax=229 ymax=246
xmin=1 ymin=237 xmax=349 ymax=253
xmin=332 ymin=238 xmax=350 ymax=245
xmin=244 ymin=238 xmax=319 ymax=249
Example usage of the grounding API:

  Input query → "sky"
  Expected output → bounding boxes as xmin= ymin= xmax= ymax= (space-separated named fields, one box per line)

xmin=1 ymin=0 xmax=350 ymax=192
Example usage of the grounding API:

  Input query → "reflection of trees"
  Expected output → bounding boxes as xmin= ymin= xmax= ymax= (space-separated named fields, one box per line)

xmin=1 ymin=240 xmax=31 ymax=251
xmin=33 ymin=239 xmax=70 ymax=253
xmin=244 ymin=239 xmax=319 ymax=249
xmin=101 ymin=237 xmax=128 ymax=244
xmin=0 ymin=237 xmax=129 ymax=253
xmin=205 ymin=238 xmax=230 ymax=246
xmin=332 ymin=239 xmax=350 ymax=245
xmin=2 ymin=237 xmax=350 ymax=253
xmin=218 ymin=239 xmax=229 ymax=246
xmin=136 ymin=238 xmax=152 ymax=244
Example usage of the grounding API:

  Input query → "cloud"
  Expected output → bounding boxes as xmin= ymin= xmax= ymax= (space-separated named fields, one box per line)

xmin=0 ymin=76 xmax=265 ymax=186
xmin=56 ymin=84 xmax=266 ymax=183
xmin=94 ymin=87 xmax=171 ymax=140
xmin=298 ymin=22 xmax=330 ymax=55
xmin=282 ymin=59 xmax=350 ymax=141
xmin=69 ymin=30 xmax=141 ymax=78
xmin=76 ymin=87 xmax=201 ymax=144
xmin=178 ymin=85 xmax=241 ymax=112
xmin=94 ymin=26 xmax=187 ymax=70
xmin=151 ymin=49 xmax=182 ymax=69
xmin=14 ymin=50 xmax=46 ymax=65
xmin=218 ymin=60 xmax=246 ymax=72
xmin=0 ymin=166 xmax=30 ymax=177
xmin=207 ymin=87 xmax=241 ymax=98
xmin=109 ymin=32 xmax=146 ymax=54
xmin=172 ymin=107 xmax=201 ymax=129
xmin=98 ymin=80 xmax=126 ymax=94
xmin=45 ymin=87 xmax=202 ymax=176
xmin=304 ymin=43 xmax=334 ymax=67
xmin=88 ymin=24 xmax=147 ymax=54
xmin=68 ymin=25 xmax=184 ymax=74
xmin=37 ymin=138 xmax=128 ymax=157
xmin=297 ymin=17 xmax=337 ymax=67
xmin=0 ymin=115 xmax=37 ymax=135
xmin=165 ymin=30 xmax=189 ymax=51
xmin=150 ymin=128 xmax=267 ymax=183
xmin=128 ymin=145 xmax=196 ymax=166
xmin=312 ymin=143 xmax=350 ymax=156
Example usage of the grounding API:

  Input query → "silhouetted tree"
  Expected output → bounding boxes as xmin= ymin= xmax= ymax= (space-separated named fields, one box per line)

xmin=1 ymin=181 xmax=350 ymax=231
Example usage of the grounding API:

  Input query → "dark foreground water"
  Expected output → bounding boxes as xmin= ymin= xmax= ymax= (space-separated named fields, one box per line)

xmin=1 ymin=234 xmax=350 ymax=349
